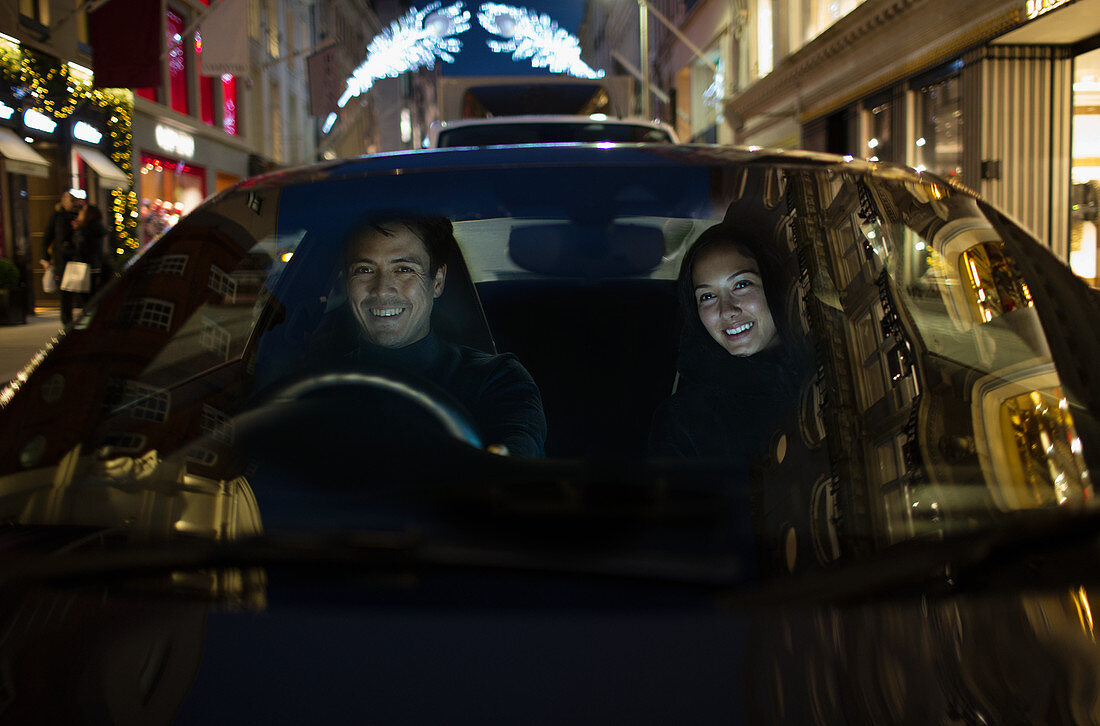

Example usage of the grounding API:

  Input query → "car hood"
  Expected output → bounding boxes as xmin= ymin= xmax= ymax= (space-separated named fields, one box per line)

xmin=7 ymin=565 xmax=1100 ymax=725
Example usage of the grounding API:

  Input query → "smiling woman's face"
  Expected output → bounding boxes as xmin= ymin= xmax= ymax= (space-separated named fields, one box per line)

xmin=692 ymin=242 xmax=779 ymax=357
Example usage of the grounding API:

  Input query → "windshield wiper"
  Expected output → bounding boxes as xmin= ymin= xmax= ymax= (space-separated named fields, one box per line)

xmin=0 ymin=529 xmax=747 ymax=591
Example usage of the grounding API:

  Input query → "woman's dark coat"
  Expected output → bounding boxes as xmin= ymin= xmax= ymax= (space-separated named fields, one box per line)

xmin=649 ymin=225 xmax=809 ymax=467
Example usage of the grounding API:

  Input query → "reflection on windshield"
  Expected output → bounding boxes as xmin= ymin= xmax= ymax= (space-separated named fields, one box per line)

xmin=0 ymin=156 xmax=1092 ymax=601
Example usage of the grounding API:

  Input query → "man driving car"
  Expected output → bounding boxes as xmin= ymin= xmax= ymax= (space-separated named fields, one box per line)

xmin=342 ymin=213 xmax=547 ymax=458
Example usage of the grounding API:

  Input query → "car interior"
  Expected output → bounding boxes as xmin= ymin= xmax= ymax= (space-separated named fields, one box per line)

xmin=246 ymin=169 xmax=793 ymax=462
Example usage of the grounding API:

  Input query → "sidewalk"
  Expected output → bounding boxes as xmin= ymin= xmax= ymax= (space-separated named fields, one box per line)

xmin=0 ymin=308 xmax=65 ymax=383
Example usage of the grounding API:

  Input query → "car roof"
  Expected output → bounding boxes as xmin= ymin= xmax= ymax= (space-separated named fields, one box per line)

xmin=229 ymin=144 xmax=938 ymax=198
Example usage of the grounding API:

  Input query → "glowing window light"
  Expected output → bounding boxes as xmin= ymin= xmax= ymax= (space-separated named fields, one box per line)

xmin=67 ymin=62 xmax=94 ymax=81
xmin=400 ymin=108 xmax=413 ymax=143
xmin=23 ymin=109 xmax=57 ymax=134
xmin=73 ymin=121 xmax=103 ymax=145
xmin=335 ymin=2 xmax=471 ymax=113
xmin=477 ymin=3 xmax=604 ymax=79
xmin=0 ymin=101 xmax=12 ymax=120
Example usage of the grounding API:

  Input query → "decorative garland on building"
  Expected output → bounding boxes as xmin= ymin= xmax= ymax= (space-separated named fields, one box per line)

xmin=0 ymin=42 xmax=138 ymax=254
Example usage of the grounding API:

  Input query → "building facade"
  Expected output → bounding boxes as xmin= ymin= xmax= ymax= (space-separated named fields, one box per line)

xmin=0 ymin=1 xmax=133 ymax=312
xmin=623 ymin=0 xmax=1099 ymax=285
xmin=131 ymin=0 xmax=318 ymax=246
xmin=0 ymin=0 xmax=327 ymax=298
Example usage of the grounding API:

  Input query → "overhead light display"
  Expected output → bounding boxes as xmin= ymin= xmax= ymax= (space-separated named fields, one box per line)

xmin=477 ymin=3 xmax=604 ymax=79
xmin=326 ymin=2 xmax=605 ymax=134
xmin=335 ymin=1 xmax=471 ymax=111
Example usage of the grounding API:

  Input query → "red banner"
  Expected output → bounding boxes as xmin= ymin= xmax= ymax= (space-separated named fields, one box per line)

xmin=90 ymin=0 xmax=163 ymax=89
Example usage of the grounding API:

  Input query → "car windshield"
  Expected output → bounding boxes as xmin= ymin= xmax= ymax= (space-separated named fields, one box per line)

xmin=0 ymin=146 xmax=1096 ymax=589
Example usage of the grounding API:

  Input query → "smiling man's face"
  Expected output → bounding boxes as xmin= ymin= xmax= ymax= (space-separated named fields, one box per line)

xmin=346 ymin=224 xmax=446 ymax=348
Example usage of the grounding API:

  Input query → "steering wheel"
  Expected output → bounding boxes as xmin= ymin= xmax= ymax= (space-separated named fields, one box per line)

xmin=235 ymin=370 xmax=485 ymax=481
xmin=271 ymin=372 xmax=482 ymax=448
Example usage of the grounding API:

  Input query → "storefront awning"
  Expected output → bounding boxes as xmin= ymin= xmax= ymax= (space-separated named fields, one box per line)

xmin=0 ymin=127 xmax=50 ymax=179
xmin=75 ymin=146 xmax=129 ymax=188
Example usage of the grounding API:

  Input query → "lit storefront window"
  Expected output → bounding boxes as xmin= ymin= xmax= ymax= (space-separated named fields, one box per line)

xmin=138 ymin=152 xmax=206 ymax=244
xmin=1071 ymin=46 xmax=1100 ymax=287
xmin=864 ymin=97 xmax=894 ymax=163
xmin=914 ymin=74 xmax=963 ymax=180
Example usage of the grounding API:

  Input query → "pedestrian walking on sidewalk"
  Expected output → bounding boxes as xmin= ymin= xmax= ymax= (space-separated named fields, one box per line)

xmin=40 ymin=191 xmax=81 ymax=325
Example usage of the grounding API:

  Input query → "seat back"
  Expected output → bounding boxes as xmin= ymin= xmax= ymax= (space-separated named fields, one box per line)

xmin=477 ymin=278 xmax=679 ymax=458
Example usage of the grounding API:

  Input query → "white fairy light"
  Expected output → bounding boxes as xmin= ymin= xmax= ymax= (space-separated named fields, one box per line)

xmin=335 ymin=2 xmax=471 ymax=112
xmin=477 ymin=3 xmax=604 ymax=79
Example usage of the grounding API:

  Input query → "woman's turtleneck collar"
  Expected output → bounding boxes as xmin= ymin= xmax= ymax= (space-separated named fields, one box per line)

xmin=355 ymin=330 xmax=440 ymax=373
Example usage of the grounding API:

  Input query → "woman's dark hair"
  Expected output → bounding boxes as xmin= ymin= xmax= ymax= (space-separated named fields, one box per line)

xmin=80 ymin=204 xmax=103 ymax=227
xmin=677 ymin=221 xmax=794 ymax=353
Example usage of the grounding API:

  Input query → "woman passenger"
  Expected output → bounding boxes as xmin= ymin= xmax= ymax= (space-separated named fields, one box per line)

xmin=649 ymin=222 xmax=806 ymax=463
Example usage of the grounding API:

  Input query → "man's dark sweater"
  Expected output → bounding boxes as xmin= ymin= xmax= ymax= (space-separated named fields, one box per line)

xmin=353 ymin=332 xmax=546 ymax=458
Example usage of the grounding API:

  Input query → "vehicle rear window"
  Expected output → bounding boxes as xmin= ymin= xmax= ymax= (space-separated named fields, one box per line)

xmin=437 ymin=122 xmax=673 ymax=147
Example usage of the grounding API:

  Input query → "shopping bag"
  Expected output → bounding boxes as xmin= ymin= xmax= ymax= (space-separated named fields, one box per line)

xmin=60 ymin=261 xmax=92 ymax=293
xmin=42 ymin=265 xmax=56 ymax=293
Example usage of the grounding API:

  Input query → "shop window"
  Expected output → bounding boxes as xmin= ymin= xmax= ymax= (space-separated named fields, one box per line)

xmin=121 ymin=297 xmax=175 ymax=331
xmin=1071 ymin=46 xmax=1100 ymax=287
xmin=167 ymin=8 xmax=190 ymax=116
xmin=267 ymin=0 xmax=280 ymax=58
xmin=139 ymin=153 xmax=207 ymax=242
xmin=200 ymin=76 xmax=215 ymax=126
xmin=19 ymin=0 xmax=49 ymax=27
xmin=222 ymin=75 xmax=238 ymax=136
xmin=75 ymin=3 xmax=89 ymax=47
xmin=270 ymin=80 xmax=283 ymax=163
xmin=196 ymin=31 xmax=216 ymax=126
xmin=249 ymin=0 xmax=261 ymax=40
xmin=914 ymin=74 xmax=963 ymax=180
xmin=216 ymin=171 xmax=241 ymax=193
xmin=756 ymin=0 xmax=773 ymax=79
xmin=864 ymin=97 xmax=894 ymax=163
xmin=135 ymin=87 xmax=158 ymax=103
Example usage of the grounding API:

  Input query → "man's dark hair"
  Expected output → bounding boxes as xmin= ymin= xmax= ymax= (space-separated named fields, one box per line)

xmin=349 ymin=212 xmax=455 ymax=274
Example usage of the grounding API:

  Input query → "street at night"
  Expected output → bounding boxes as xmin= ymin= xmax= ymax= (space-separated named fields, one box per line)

xmin=0 ymin=1 xmax=1098 ymax=724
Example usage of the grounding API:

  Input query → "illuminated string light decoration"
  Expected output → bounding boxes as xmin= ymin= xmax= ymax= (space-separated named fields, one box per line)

xmin=477 ymin=3 xmax=604 ymax=79
xmin=334 ymin=2 xmax=470 ymax=113
xmin=0 ymin=43 xmax=137 ymax=252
